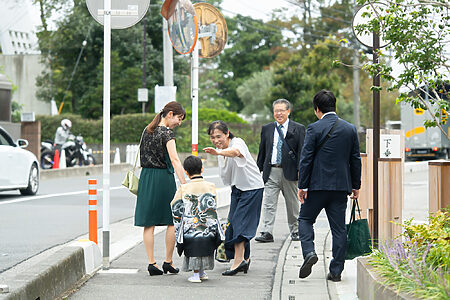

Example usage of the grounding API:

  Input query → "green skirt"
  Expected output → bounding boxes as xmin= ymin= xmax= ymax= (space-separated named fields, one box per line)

xmin=134 ymin=167 xmax=176 ymax=227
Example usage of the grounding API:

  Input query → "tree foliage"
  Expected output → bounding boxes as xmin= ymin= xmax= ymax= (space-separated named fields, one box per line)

xmin=236 ymin=69 xmax=273 ymax=122
xmin=34 ymin=0 xmax=190 ymax=118
xmin=217 ymin=14 xmax=284 ymax=111
xmin=355 ymin=0 xmax=450 ymax=138
xmin=270 ymin=39 xmax=353 ymax=125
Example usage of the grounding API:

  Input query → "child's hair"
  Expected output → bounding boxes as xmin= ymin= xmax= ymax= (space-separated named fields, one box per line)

xmin=183 ymin=155 xmax=203 ymax=176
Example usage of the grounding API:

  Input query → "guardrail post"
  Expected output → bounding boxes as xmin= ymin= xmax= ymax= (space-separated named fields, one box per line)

xmin=429 ymin=160 xmax=450 ymax=215
xmin=88 ymin=179 xmax=98 ymax=244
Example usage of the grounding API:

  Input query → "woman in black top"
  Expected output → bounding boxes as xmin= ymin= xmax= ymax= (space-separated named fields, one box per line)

xmin=135 ymin=101 xmax=187 ymax=276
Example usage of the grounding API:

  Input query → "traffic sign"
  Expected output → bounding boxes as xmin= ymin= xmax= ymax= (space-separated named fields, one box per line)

xmin=86 ymin=0 xmax=150 ymax=29
xmin=137 ymin=88 xmax=148 ymax=102
xmin=352 ymin=3 xmax=389 ymax=48
xmin=193 ymin=3 xmax=227 ymax=58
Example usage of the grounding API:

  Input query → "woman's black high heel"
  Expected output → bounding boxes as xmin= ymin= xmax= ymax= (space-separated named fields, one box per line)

xmin=162 ymin=261 xmax=179 ymax=274
xmin=148 ymin=263 xmax=163 ymax=276
xmin=243 ymin=258 xmax=251 ymax=273
xmin=222 ymin=260 xmax=248 ymax=276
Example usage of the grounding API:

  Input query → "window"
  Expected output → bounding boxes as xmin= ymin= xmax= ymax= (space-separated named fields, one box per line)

xmin=0 ymin=130 xmax=14 ymax=146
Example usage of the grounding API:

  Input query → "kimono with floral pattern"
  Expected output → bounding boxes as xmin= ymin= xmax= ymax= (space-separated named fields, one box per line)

xmin=171 ymin=178 xmax=225 ymax=257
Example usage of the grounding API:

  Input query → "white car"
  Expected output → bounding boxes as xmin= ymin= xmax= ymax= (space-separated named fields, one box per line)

xmin=0 ymin=126 xmax=39 ymax=195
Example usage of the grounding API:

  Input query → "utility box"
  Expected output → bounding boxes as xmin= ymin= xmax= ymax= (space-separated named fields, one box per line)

xmin=0 ymin=73 xmax=12 ymax=122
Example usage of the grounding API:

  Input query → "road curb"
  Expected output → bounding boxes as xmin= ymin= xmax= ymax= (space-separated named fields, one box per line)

xmin=0 ymin=241 xmax=101 ymax=300
xmin=0 ymin=247 xmax=85 ymax=300
xmin=271 ymin=236 xmax=291 ymax=300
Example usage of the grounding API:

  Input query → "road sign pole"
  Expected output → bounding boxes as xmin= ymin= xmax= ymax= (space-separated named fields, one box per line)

xmin=372 ymin=32 xmax=380 ymax=246
xmin=102 ymin=0 xmax=111 ymax=269
xmin=191 ymin=42 xmax=199 ymax=156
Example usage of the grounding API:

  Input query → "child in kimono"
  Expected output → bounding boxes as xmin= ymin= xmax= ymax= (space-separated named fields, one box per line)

xmin=171 ymin=156 xmax=224 ymax=283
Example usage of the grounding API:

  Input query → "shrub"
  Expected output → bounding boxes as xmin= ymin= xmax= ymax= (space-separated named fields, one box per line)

xmin=368 ymin=210 xmax=450 ymax=299
xmin=110 ymin=113 xmax=156 ymax=143
xmin=185 ymin=108 xmax=246 ymax=124
xmin=38 ymin=114 xmax=102 ymax=144
xmin=37 ymin=109 xmax=256 ymax=152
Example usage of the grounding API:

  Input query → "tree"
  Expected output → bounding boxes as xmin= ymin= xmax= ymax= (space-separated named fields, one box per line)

xmin=236 ymin=69 xmax=273 ymax=122
xmin=270 ymin=39 xmax=353 ymax=125
xmin=355 ymin=0 xmax=449 ymax=139
xmin=217 ymin=14 xmax=284 ymax=111
xmin=34 ymin=0 xmax=186 ymax=118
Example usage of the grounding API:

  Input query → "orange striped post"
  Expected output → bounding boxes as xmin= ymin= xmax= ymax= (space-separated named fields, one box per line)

xmin=88 ymin=179 xmax=98 ymax=244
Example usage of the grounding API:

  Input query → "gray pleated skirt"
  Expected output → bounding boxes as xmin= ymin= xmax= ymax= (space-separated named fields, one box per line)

xmin=182 ymin=255 xmax=215 ymax=272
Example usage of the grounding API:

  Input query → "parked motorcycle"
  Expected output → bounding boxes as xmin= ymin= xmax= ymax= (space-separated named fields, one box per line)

xmin=40 ymin=134 xmax=95 ymax=169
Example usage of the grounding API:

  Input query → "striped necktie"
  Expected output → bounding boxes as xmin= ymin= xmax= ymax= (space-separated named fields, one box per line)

xmin=276 ymin=124 xmax=283 ymax=164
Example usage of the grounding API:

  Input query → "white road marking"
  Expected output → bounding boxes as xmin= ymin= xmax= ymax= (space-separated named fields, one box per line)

xmin=0 ymin=186 xmax=125 ymax=205
xmin=98 ymin=268 xmax=139 ymax=274
xmin=0 ymin=175 xmax=222 ymax=206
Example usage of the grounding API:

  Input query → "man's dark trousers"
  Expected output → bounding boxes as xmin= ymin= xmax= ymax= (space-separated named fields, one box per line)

xmin=298 ymin=191 xmax=347 ymax=276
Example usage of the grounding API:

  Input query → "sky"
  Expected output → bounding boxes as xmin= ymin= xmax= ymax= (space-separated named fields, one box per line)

xmin=25 ymin=0 xmax=296 ymax=31
xmin=220 ymin=0 xmax=296 ymax=21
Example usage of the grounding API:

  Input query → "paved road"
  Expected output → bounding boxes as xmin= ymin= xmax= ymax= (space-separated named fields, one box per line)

xmin=403 ymin=166 xmax=428 ymax=222
xmin=0 ymin=167 xmax=223 ymax=273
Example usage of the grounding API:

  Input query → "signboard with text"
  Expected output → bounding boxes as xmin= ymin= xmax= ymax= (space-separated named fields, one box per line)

xmin=380 ymin=134 xmax=401 ymax=158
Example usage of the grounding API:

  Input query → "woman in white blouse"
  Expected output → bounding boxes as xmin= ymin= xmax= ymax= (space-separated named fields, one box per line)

xmin=204 ymin=120 xmax=264 ymax=276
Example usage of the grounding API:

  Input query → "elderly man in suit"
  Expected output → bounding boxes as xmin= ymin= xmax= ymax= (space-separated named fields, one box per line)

xmin=256 ymin=99 xmax=306 ymax=243
xmin=297 ymin=90 xmax=361 ymax=282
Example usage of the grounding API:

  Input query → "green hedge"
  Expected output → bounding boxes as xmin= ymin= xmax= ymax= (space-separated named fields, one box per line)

xmin=185 ymin=108 xmax=245 ymax=124
xmin=38 ymin=113 xmax=102 ymax=144
xmin=37 ymin=109 xmax=256 ymax=153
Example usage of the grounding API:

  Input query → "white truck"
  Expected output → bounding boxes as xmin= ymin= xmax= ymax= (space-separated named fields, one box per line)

xmin=401 ymin=93 xmax=449 ymax=160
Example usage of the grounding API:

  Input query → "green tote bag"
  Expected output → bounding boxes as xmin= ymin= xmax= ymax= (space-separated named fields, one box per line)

xmin=345 ymin=198 xmax=372 ymax=260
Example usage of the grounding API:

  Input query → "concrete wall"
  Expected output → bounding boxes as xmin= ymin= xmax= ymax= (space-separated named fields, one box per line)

xmin=0 ymin=54 xmax=50 ymax=115
xmin=0 ymin=121 xmax=21 ymax=140
xmin=357 ymin=257 xmax=418 ymax=300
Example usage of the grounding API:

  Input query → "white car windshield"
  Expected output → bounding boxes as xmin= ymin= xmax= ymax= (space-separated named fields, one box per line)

xmin=0 ymin=129 xmax=15 ymax=146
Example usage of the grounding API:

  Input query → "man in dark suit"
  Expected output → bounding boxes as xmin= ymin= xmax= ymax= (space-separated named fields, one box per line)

xmin=256 ymin=99 xmax=306 ymax=242
xmin=297 ymin=90 xmax=361 ymax=282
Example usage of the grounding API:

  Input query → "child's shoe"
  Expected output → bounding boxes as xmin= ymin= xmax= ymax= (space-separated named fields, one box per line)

xmin=188 ymin=272 xmax=201 ymax=283
xmin=199 ymin=271 xmax=208 ymax=280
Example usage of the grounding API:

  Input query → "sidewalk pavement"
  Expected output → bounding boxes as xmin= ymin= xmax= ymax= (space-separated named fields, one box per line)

xmin=67 ymin=196 xmax=359 ymax=300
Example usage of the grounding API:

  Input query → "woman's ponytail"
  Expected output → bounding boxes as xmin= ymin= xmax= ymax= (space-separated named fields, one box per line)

xmin=146 ymin=101 xmax=186 ymax=134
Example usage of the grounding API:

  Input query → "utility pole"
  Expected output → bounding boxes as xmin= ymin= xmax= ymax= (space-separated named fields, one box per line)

xmin=163 ymin=18 xmax=174 ymax=87
xmin=102 ymin=0 xmax=111 ymax=269
xmin=142 ymin=16 xmax=147 ymax=114
xmin=191 ymin=42 xmax=199 ymax=156
xmin=353 ymin=49 xmax=360 ymax=131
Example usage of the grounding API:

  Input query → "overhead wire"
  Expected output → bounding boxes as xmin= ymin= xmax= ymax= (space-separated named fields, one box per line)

xmin=57 ymin=24 xmax=93 ymax=113
xmin=220 ymin=7 xmax=354 ymax=49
